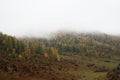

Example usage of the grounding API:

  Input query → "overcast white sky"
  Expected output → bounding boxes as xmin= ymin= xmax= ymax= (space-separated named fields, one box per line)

xmin=0 ymin=0 xmax=120 ymax=37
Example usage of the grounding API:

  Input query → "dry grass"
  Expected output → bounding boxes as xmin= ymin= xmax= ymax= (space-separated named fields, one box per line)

xmin=0 ymin=53 xmax=119 ymax=80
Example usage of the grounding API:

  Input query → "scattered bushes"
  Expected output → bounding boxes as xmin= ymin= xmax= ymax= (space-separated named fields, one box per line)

xmin=107 ymin=63 xmax=120 ymax=80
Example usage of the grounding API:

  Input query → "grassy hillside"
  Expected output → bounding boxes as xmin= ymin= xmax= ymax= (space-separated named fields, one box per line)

xmin=0 ymin=32 xmax=120 ymax=80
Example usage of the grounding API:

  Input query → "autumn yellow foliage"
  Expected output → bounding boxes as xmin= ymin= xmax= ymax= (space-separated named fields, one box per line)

xmin=44 ymin=53 xmax=49 ymax=58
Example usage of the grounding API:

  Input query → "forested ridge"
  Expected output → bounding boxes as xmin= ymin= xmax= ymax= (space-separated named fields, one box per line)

xmin=48 ymin=32 xmax=120 ymax=56
xmin=1 ymin=31 xmax=120 ymax=58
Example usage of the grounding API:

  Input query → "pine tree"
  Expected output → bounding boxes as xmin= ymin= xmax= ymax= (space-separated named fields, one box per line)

xmin=7 ymin=37 xmax=13 ymax=52
xmin=36 ymin=45 xmax=43 ymax=54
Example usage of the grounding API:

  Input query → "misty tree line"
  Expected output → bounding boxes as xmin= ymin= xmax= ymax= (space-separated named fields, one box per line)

xmin=0 ymin=31 xmax=120 ymax=60
xmin=0 ymin=32 xmax=24 ymax=53
xmin=0 ymin=32 xmax=60 ymax=61
xmin=43 ymin=32 xmax=120 ymax=57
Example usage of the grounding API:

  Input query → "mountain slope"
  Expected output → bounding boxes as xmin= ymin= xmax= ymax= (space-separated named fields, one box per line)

xmin=45 ymin=32 xmax=120 ymax=56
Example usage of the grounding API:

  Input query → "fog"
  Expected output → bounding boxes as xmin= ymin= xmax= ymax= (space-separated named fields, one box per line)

xmin=0 ymin=0 xmax=120 ymax=37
